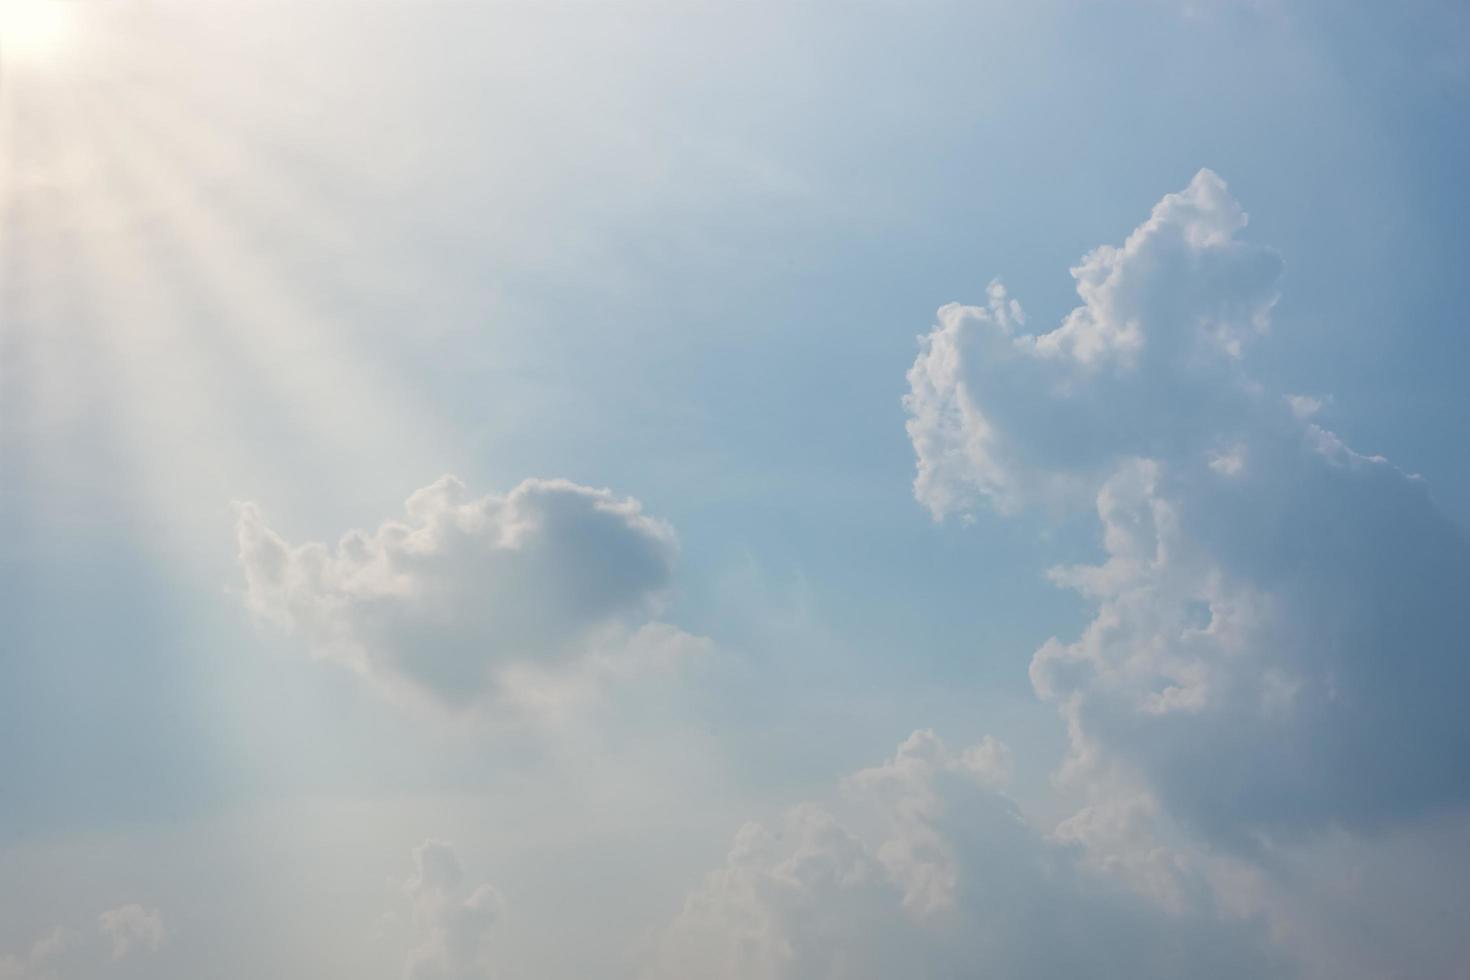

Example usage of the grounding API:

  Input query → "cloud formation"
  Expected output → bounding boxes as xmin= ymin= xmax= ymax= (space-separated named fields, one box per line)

xmin=402 ymin=840 xmax=502 ymax=980
xmin=905 ymin=169 xmax=1282 ymax=518
xmin=904 ymin=169 xmax=1470 ymax=846
xmin=237 ymin=476 xmax=687 ymax=708
xmin=97 ymin=905 xmax=165 ymax=961
xmin=649 ymin=731 xmax=1281 ymax=980
xmin=0 ymin=905 xmax=164 ymax=979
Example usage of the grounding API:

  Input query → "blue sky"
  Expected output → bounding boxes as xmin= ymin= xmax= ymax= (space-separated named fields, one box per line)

xmin=2 ymin=1 xmax=1469 ymax=977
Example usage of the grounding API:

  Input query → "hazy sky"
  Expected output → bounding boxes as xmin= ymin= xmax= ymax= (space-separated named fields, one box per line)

xmin=3 ymin=1 xmax=1469 ymax=978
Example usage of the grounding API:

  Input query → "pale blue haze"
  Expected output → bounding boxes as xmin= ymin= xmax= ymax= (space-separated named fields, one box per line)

xmin=2 ymin=2 xmax=1468 ymax=977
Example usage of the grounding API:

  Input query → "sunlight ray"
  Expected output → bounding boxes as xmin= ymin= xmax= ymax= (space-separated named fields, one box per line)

xmin=0 ymin=0 xmax=76 ymax=66
xmin=82 ymin=5 xmax=509 ymax=341
xmin=0 ymin=73 xmax=118 ymax=535
xmin=98 ymin=68 xmax=454 ymax=359
xmin=70 ymin=80 xmax=452 ymax=510
xmin=11 ymin=74 xmax=294 ymax=560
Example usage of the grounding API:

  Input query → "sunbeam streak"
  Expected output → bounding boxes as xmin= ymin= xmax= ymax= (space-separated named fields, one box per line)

xmin=0 ymin=0 xmax=75 ymax=64
xmin=5 ymin=73 xmax=277 ymax=558
xmin=8 ymin=4 xmax=1470 ymax=979
xmin=73 ymin=80 xmax=450 ymax=493
xmin=1 ymin=11 xmax=448 ymax=563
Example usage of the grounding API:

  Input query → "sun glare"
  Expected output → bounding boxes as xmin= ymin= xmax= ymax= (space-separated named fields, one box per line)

xmin=0 ymin=0 xmax=74 ymax=62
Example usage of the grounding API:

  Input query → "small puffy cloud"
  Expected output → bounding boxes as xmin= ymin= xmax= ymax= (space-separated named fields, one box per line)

xmin=237 ymin=476 xmax=691 ymax=708
xmin=647 ymin=732 xmax=1282 ymax=980
xmin=97 ymin=905 xmax=165 ymax=960
xmin=904 ymin=170 xmax=1470 ymax=846
xmin=1284 ymin=393 xmax=1325 ymax=420
xmin=1207 ymin=442 xmax=1247 ymax=477
xmin=402 ymin=840 xmax=502 ymax=980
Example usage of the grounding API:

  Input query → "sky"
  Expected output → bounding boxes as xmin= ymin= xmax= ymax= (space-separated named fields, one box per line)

xmin=2 ymin=1 xmax=1469 ymax=977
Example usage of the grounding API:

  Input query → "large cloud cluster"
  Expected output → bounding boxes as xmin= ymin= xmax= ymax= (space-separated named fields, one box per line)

xmin=648 ymin=731 xmax=1282 ymax=980
xmin=237 ymin=476 xmax=687 ymax=708
xmin=904 ymin=169 xmax=1470 ymax=846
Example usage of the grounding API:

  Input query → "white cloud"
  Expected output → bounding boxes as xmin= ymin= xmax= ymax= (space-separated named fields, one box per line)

xmin=97 ymin=905 xmax=165 ymax=961
xmin=1207 ymin=442 xmax=1247 ymax=477
xmin=0 ymin=906 xmax=164 ymax=979
xmin=905 ymin=169 xmax=1470 ymax=847
xmin=1284 ymin=393 xmax=1324 ymax=420
xmin=237 ymin=476 xmax=695 ymax=709
xmin=647 ymin=731 xmax=1282 ymax=980
xmin=402 ymin=841 xmax=502 ymax=980
xmin=904 ymin=169 xmax=1282 ymax=519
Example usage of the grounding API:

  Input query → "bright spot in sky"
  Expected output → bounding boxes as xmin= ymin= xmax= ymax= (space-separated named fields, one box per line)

xmin=0 ymin=0 xmax=74 ymax=62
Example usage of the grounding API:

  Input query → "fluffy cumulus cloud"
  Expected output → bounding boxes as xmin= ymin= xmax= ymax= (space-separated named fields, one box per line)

xmin=0 ymin=906 xmax=164 ymax=979
xmin=648 ymin=731 xmax=1283 ymax=980
xmin=904 ymin=169 xmax=1470 ymax=848
xmin=237 ymin=476 xmax=696 ymax=708
xmin=401 ymin=841 xmax=502 ymax=980
xmin=905 ymin=169 xmax=1282 ymax=518
xmin=639 ymin=171 xmax=1470 ymax=980
xmin=1030 ymin=441 xmax=1470 ymax=844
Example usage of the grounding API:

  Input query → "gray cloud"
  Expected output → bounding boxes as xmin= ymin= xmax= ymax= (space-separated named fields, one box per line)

xmin=904 ymin=169 xmax=1470 ymax=846
xmin=236 ymin=476 xmax=684 ymax=708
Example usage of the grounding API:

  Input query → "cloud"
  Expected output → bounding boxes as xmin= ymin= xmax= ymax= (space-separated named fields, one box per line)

xmin=402 ymin=840 xmax=502 ymax=980
xmin=1284 ymin=393 xmax=1324 ymax=420
xmin=1 ymin=906 xmax=164 ymax=979
xmin=237 ymin=476 xmax=691 ymax=708
xmin=904 ymin=169 xmax=1282 ymax=518
xmin=904 ymin=169 xmax=1470 ymax=845
xmin=647 ymin=731 xmax=1283 ymax=980
xmin=97 ymin=905 xmax=165 ymax=961
xmin=1030 ymin=438 xmax=1470 ymax=844
xmin=0 ymin=928 xmax=75 ymax=980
